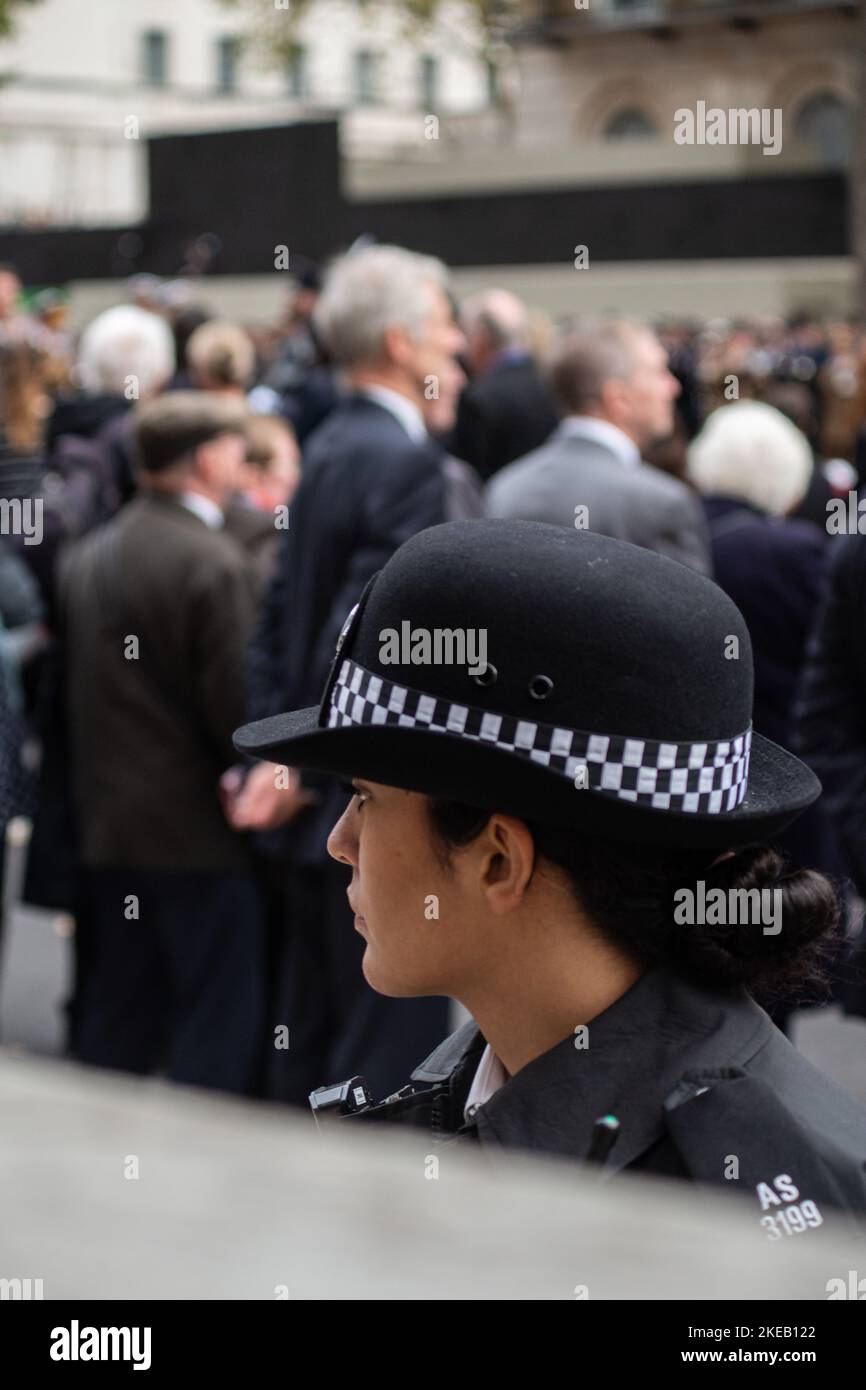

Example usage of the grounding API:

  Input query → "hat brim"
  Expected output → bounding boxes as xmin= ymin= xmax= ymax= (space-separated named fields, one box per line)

xmin=233 ymin=707 xmax=821 ymax=851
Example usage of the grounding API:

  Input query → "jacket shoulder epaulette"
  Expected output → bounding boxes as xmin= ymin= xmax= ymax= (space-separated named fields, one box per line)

xmin=663 ymin=1068 xmax=866 ymax=1233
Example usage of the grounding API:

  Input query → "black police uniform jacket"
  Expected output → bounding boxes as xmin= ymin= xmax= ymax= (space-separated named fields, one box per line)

xmin=340 ymin=967 xmax=866 ymax=1231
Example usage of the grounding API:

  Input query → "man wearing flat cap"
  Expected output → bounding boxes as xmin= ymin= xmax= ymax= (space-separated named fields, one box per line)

xmin=235 ymin=520 xmax=866 ymax=1226
xmin=62 ymin=392 xmax=265 ymax=1095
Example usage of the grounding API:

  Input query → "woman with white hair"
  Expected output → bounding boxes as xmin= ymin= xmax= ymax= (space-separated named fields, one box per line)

xmin=76 ymin=304 xmax=175 ymax=403
xmin=688 ymin=401 xmax=843 ymax=1017
xmin=688 ymin=401 xmax=824 ymax=747
xmin=48 ymin=305 xmax=175 ymax=451
xmin=688 ymin=398 xmax=815 ymax=521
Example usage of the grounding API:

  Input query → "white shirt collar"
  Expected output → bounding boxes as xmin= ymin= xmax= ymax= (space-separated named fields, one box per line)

xmin=464 ymin=1042 xmax=510 ymax=1121
xmin=357 ymin=384 xmax=428 ymax=444
xmin=558 ymin=415 xmax=642 ymax=470
xmin=177 ymin=491 xmax=224 ymax=529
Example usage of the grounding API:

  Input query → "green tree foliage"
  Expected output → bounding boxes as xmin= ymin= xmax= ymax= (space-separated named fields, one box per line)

xmin=0 ymin=0 xmax=41 ymax=40
xmin=219 ymin=0 xmax=520 ymax=64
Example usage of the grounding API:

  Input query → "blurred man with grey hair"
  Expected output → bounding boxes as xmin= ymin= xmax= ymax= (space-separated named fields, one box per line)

xmin=449 ymin=288 xmax=558 ymax=481
xmin=487 ymin=320 xmax=711 ymax=575
xmin=235 ymin=244 xmax=463 ymax=1104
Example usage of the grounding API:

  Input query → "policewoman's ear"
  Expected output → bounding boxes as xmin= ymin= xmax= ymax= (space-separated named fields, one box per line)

xmin=477 ymin=814 xmax=537 ymax=915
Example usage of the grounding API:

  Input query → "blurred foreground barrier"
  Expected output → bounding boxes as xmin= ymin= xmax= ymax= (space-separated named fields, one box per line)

xmin=0 ymin=1051 xmax=860 ymax=1300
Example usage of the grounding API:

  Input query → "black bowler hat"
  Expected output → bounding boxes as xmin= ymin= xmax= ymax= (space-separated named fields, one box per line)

xmin=233 ymin=520 xmax=820 ymax=850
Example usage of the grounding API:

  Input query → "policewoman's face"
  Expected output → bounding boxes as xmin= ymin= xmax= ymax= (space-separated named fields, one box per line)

xmin=327 ymin=778 xmax=539 ymax=1000
xmin=327 ymin=778 xmax=474 ymax=997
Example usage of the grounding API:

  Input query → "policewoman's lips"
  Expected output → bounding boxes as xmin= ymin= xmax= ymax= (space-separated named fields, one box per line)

xmin=348 ymin=893 xmax=367 ymax=935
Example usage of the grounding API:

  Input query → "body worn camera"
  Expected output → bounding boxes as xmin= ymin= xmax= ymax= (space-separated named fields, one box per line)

xmin=309 ymin=1076 xmax=374 ymax=1127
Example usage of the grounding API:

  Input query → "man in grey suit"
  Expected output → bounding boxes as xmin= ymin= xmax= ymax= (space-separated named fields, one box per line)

xmin=486 ymin=321 xmax=711 ymax=575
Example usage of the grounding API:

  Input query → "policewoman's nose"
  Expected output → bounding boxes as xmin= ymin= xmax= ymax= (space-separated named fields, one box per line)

xmin=327 ymin=801 xmax=359 ymax=867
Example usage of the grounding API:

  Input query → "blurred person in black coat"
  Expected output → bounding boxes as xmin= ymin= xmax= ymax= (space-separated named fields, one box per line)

xmin=47 ymin=305 xmax=177 ymax=565
xmin=795 ymin=530 xmax=866 ymax=1019
xmin=448 ymin=289 xmax=558 ymax=482
xmin=0 ymin=540 xmax=45 ymax=942
xmin=265 ymin=261 xmax=339 ymax=445
xmin=688 ymin=402 xmax=828 ymax=758
xmin=235 ymin=245 xmax=465 ymax=1105
xmin=688 ymin=401 xmax=845 ymax=1021
xmin=424 ymin=356 xmax=484 ymax=521
xmin=796 ymin=530 xmax=866 ymax=886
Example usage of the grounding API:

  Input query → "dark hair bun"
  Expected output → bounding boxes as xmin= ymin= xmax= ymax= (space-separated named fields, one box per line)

xmin=671 ymin=845 xmax=840 ymax=1000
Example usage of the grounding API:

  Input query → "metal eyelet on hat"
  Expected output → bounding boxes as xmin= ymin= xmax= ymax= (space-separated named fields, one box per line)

xmin=471 ymin=663 xmax=498 ymax=687
xmin=528 ymin=674 xmax=554 ymax=700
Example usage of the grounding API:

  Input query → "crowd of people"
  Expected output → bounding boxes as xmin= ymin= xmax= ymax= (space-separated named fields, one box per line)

xmin=0 ymin=247 xmax=865 ymax=1107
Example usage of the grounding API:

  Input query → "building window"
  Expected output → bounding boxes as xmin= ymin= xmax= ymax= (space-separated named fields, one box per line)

xmin=420 ymin=54 xmax=437 ymax=109
xmin=604 ymin=107 xmax=658 ymax=139
xmin=216 ymin=37 xmax=241 ymax=94
xmin=794 ymin=93 xmax=850 ymax=170
xmin=286 ymin=44 xmax=308 ymax=99
xmin=354 ymin=50 xmax=379 ymax=106
xmin=142 ymin=31 xmax=168 ymax=89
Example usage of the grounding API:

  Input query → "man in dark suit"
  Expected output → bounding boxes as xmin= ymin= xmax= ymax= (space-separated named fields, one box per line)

xmin=448 ymin=289 xmax=558 ymax=482
xmin=487 ymin=321 xmax=711 ymax=575
xmin=235 ymin=244 xmax=464 ymax=1105
xmin=61 ymin=392 xmax=265 ymax=1094
xmin=794 ymin=533 xmax=866 ymax=1019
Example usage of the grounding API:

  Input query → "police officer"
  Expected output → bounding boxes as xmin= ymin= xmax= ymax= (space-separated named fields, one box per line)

xmin=234 ymin=519 xmax=866 ymax=1228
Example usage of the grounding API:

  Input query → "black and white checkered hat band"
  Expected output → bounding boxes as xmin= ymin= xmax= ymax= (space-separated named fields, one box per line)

xmin=328 ymin=659 xmax=752 ymax=815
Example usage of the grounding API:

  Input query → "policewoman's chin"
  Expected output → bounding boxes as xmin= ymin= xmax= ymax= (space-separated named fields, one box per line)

xmin=360 ymin=948 xmax=416 ymax=999
xmin=359 ymin=945 xmax=388 ymax=994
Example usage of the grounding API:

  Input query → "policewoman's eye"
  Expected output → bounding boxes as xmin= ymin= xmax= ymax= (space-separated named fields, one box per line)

xmin=337 ymin=779 xmax=369 ymax=808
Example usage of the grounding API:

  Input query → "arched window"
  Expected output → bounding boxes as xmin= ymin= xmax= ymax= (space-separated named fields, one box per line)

xmin=793 ymin=93 xmax=850 ymax=169
xmin=604 ymin=107 xmax=658 ymax=139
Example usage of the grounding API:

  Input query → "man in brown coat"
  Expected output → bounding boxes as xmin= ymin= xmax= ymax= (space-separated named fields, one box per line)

xmin=61 ymin=393 xmax=265 ymax=1094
